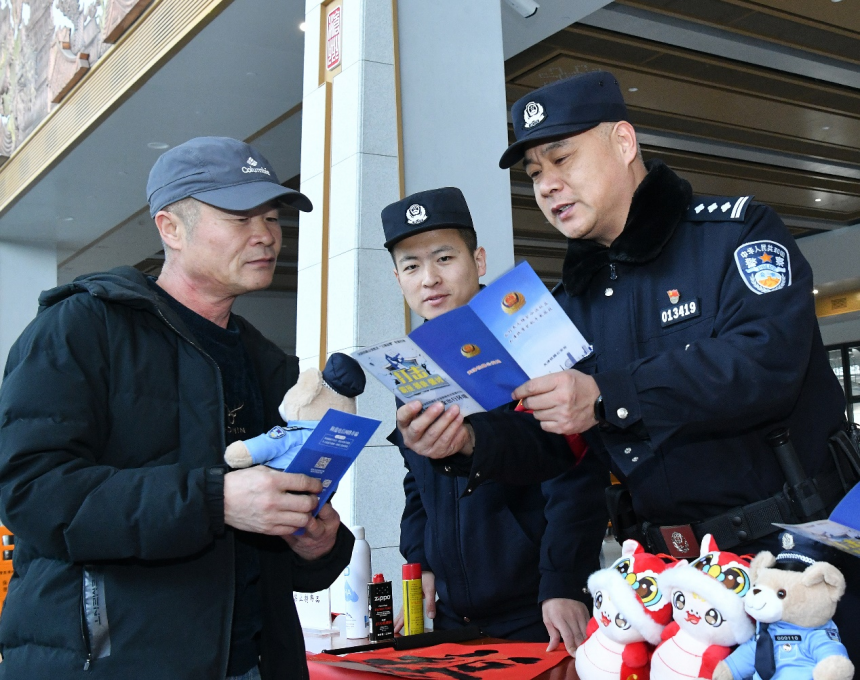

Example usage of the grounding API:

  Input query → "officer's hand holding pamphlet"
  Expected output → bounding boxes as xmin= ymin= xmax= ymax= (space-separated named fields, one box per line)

xmin=353 ymin=262 xmax=592 ymax=415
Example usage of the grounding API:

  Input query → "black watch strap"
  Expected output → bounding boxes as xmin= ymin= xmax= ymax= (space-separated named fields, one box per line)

xmin=594 ymin=394 xmax=607 ymax=425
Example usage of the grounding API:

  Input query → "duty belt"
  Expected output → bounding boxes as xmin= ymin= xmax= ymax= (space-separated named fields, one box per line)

xmin=633 ymin=469 xmax=848 ymax=558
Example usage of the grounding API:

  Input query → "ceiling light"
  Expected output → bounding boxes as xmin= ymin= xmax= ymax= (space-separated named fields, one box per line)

xmin=813 ymin=289 xmax=819 ymax=295
xmin=831 ymin=0 xmax=842 ymax=3
xmin=61 ymin=217 xmax=74 ymax=222
xmin=147 ymin=142 xmax=169 ymax=150
xmin=299 ymin=22 xmax=306 ymax=31
xmin=628 ymin=87 xmax=638 ymax=92
xmin=815 ymin=198 xmax=822 ymax=202
xmin=822 ymin=126 xmax=830 ymax=130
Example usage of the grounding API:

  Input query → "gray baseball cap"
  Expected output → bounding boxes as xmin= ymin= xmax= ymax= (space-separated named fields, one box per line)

xmin=146 ymin=136 xmax=312 ymax=217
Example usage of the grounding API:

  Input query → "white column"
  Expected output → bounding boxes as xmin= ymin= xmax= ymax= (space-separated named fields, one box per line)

xmin=398 ymin=0 xmax=515 ymax=283
xmin=0 ymin=242 xmax=57 ymax=379
xmin=298 ymin=0 xmax=409 ymax=612
xmin=297 ymin=0 xmax=516 ymax=615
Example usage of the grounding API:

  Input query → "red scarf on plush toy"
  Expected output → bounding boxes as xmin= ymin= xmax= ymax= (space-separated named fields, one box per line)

xmin=514 ymin=402 xmax=588 ymax=464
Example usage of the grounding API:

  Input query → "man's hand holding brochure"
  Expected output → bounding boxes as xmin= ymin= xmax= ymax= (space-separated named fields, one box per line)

xmin=353 ymin=262 xmax=592 ymax=415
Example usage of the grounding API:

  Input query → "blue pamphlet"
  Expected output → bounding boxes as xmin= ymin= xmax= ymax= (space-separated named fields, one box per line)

xmin=278 ymin=409 xmax=381 ymax=516
xmin=776 ymin=483 xmax=860 ymax=558
xmin=354 ymin=262 xmax=591 ymax=415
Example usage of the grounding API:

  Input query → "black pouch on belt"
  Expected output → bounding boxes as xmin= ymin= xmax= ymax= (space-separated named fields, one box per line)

xmin=829 ymin=422 xmax=860 ymax=494
xmin=606 ymin=485 xmax=644 ymax=545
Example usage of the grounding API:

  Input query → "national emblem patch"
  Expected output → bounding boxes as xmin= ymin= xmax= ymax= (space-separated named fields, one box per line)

xmin=734 ymin=240 xmax=791 ymax=295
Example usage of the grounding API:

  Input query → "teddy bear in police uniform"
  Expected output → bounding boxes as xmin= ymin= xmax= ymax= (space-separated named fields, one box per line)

xmin=713 ymin=532 xmax=854 ymax=680
xmin=224 ymin=352 xmax=366 ymax=470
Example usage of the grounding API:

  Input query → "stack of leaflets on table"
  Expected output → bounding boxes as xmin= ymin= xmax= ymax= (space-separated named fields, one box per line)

xmin=353 ymin=261 xmax=592 ymax=416
xmin=776 ymin=482 xmax=860 ymax=558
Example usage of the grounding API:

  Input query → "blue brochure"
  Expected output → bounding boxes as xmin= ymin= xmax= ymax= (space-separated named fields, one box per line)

xmin=776 ymin=483 xmax=860 ymax=558
xmin=279 ymin=409 xmax=381 ymax=516
xmin=354 ymin=262 xmax=592 ymax=415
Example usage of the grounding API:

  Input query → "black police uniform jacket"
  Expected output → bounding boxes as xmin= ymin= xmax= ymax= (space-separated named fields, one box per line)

xmin=0 ymin=267 xmax=354 ymax=679
xmin=452 ymin=160 xmax=845 ymax=542
xmin=392 ymin=400 xmax=608 ymax=636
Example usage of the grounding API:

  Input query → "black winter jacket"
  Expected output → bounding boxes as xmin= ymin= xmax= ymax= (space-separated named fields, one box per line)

xmin=447 ymin=161 xmax=845 ymax=546
xmin=0 ymin=267 xmax=354 ymax=679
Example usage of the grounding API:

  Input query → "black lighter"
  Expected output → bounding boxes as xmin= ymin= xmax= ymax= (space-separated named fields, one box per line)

xmin=367 ymin=573 xmax=394 ymax=642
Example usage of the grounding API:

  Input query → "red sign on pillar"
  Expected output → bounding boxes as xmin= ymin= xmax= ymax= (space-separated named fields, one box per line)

xmin=326 ymin=5 xmax=342 ymax=71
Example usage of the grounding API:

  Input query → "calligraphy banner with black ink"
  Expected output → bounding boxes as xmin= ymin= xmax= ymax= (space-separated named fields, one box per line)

xmin=308 ymin=642 xmax=567 ymax=680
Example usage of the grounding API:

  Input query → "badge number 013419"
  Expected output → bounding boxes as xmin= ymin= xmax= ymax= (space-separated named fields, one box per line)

xmin=660 ymin=297 xmax=701 ymax=328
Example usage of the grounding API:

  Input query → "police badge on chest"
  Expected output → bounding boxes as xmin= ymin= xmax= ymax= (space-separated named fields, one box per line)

xmin=660 ymin=289 xmax=701 ymax=328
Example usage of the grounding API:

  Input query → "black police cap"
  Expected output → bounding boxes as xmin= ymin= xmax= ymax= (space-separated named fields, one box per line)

xmin=774 ymin=530 xmax=835 ymax=572
xmin=381 ymin=187 xmax=474 ymax=250
xmin=499 ymin=70 xmax=628 ymax=169
xmin=322 ymin=353 xmax=366 ymax=399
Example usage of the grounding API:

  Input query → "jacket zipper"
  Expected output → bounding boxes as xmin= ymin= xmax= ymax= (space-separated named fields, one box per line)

xmin=80 ymin=587 xmax=92 ymax=670
xmin=154 ymin=306 xmax=235 ymax=678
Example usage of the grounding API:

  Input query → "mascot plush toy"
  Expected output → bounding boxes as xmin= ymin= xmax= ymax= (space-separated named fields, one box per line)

xmin=224 ymin=352 xmax=366 ymax=470
xmin=713 ymin=532 xmax=854 ymax=680
xmin=651 ymin=534 xmax=755 ymax=680
xmin=576 ymin=540 xmax=675 ymax=680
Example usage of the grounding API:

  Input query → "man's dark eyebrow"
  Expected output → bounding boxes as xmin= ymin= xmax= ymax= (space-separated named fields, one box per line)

xmin=523 ymin=139 xmax=572 ymax=168
xmin=396 ymin=244 xmax=455 ymax=266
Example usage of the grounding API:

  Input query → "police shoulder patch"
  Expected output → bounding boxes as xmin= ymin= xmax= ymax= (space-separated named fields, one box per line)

xmin=734 ymin=240 xmax=791 ymax=295
xmin=826 ymin=628 xmax=841 ymax=642
xmin=687 ymin=195 xmax=753 ymax=222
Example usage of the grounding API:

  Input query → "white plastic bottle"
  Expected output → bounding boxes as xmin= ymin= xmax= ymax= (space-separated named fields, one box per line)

xmin=344 ymin=526 xmax=371 ymax=639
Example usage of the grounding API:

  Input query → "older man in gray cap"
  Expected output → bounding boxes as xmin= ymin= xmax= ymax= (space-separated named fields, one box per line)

xmin=0 ymin=136 xmax=354 ymax=679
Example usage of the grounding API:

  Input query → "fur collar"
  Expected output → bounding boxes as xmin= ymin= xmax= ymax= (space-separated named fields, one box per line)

xmin=561 ymin=160 xmax=692 ymax=296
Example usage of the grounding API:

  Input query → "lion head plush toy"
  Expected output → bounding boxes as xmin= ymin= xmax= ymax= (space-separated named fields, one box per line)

xmin=224 ymin=352 xmax=366 ymax=470
xmin=576 ymin=540 xmax=675 ymax=680
xmin=713 ymin=532 xmax=853 ymax=680
xmin=652 ymin=534 xmax=755 ymax=680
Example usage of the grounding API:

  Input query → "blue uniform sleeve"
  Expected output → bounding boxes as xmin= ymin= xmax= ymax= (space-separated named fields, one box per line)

xmin=595 ymin=205 xmax=820 ymax=448
xmin=723 ymin=636 xmax=757 ymax=680
xmin=397 ymin=446 xmax=430 ymax=571
xmin=538 ymin=449 xmax=608 ymax=603
xmin=807 ymin=627 xmax=851 ymax=665
xmin=463 ymin=405 xmax=580 ymax=487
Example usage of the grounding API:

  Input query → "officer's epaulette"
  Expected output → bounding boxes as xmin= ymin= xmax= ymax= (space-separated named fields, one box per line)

xmin=686 ymin=195 xmax=754 ymax=222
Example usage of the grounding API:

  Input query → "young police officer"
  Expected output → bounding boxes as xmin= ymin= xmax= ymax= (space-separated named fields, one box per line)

xmin=383 ymin=187 xmax=607 ymax=654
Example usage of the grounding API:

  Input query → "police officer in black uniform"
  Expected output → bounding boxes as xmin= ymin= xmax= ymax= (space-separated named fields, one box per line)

xmin=384 ymin=187 xmax=607 ymax=654
xmin=399 ymin=71 xmax=860 ymax=661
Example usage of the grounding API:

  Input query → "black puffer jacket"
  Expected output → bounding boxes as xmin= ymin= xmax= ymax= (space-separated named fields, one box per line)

xmin=0 ymin=267 xmax=353 ymax=679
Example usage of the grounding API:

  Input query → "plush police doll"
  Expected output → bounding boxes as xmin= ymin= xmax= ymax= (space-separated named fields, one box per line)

xmin=712 ymin=532 xmax=854 ymax=680
xmin=224 ymin=352 xmax=366 ymax=470
xmin=651 ymin=534 xmax=755 ymax=680
xmin=576 ymin=540 xmax=675 ymax=680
